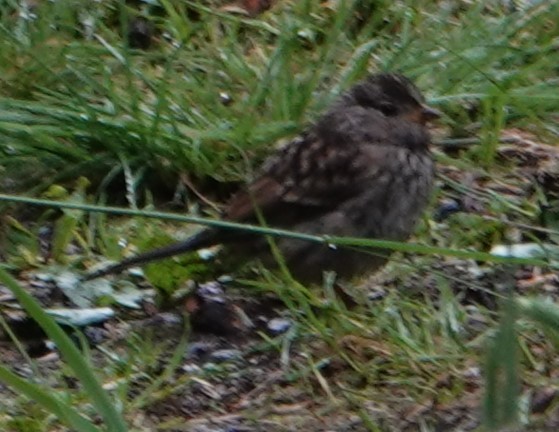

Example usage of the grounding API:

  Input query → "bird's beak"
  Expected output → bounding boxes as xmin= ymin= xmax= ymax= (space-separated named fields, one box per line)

xmin=421 ymin=105 xmax=442 ymax=123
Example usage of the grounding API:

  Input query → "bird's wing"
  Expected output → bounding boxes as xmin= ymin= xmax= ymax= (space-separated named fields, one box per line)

xmin=224 ymin=127 xmax=395 ymax=225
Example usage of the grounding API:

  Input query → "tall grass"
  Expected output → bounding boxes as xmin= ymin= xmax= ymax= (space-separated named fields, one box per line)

xmin=1 ymin=0 xmax=558 ymax=430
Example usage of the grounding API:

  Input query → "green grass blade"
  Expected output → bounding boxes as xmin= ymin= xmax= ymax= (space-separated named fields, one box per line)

xmin=0 ymin=269 xmax=128 ymax=432
xmin=0 ymin=366 xmax=101 ymax=432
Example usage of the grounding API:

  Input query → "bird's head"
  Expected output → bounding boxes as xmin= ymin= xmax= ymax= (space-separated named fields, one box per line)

xmin=350 ymin=73 xmax=441 ymax=125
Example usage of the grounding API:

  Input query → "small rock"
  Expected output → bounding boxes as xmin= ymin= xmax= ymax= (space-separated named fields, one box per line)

xmin=128 ymin=17 xmax=153 ymax=50
xmin=219 ymin=91 xmax=233 ymax=106
xmin=187 ymin=342 xmax=213 ymax=359
xmin=267 ymin=317 xmax=292 ymax=335
xmin=434 ymin=198 xmax=462 ymax=222
xmin=185 ymin=282 xmax=248 ymax=335
xmin=210 ymin=349 xmax=242 ymax=362
xmin=84 ymin=327 xmax=111 ymax=346
xmin=531 ymin=387 xmax=558 ymax=414
xmin=463 ymin=366 xmax=481 ymax=380
xmin=182 ymin=363 xmax=202 ymax=374
xmin=367 ymin=287 xmax=387 ymax=301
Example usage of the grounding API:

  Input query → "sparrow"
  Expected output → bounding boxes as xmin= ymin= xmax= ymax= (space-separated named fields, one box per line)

xmin=86 ymin=73 xmax=440 ymax=285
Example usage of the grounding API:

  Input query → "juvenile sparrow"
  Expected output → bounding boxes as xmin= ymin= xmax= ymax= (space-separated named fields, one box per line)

xmin=86 ymin=73 xmax=440 ymax=284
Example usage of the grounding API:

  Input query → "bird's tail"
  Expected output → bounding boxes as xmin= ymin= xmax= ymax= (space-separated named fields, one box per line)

xmin=83 ymin=228 xmax=218 ymax=281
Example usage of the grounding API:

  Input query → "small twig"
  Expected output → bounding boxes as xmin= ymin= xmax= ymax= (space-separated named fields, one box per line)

xmin=179 ymin=173 xmax=222 ymax=213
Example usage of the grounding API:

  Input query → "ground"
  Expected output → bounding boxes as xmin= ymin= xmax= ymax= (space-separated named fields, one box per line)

xmin=0 ymin=1 xmax=559 ymax=431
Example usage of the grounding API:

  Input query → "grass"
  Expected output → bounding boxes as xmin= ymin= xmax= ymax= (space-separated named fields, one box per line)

xmin=0 ymin=0 xmax=559 ymax=430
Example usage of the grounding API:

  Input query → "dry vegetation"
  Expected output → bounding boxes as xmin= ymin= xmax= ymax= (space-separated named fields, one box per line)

xmin=0 ymin=1 xmax=559 ymax=431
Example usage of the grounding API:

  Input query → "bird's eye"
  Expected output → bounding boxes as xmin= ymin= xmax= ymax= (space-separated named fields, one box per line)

xmin=378 ymin=102 xmax=398 ymax=116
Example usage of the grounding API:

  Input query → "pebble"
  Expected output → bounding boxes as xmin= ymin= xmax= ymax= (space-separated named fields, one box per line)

xmin=210 ymin=349 xmax=242 ymax=362
xmin=267 ymin=317 xmax=292 ymax=335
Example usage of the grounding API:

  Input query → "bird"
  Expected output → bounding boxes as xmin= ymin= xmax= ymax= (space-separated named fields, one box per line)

xmin=85 ymin=72 xmax=440 ymax=285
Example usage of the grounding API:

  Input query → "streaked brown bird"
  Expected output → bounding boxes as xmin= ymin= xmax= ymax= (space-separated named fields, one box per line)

xmin=86 ymin=73 xmax=440 ymax=285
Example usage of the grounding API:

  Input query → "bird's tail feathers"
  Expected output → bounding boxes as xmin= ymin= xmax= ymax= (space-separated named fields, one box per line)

xmin=83 ymin=228 xmax=217 ymax=281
